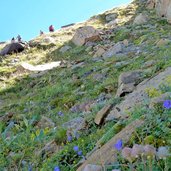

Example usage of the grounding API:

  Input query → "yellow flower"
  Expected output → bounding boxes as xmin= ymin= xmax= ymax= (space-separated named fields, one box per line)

xmin=36 ymin=129 xmax=40 ymax=136
xmin=30 ymin=133 xmax=35 ymax=140
xmin=44 ymin=127 xmax=50 ymax=135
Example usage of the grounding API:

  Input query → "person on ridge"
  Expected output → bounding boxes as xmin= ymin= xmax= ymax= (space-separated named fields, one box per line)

xmin=40 ymin=30 xmax=44 ymax=36
xmin=49 ymin=25 xmax=54 ymax=32
xmin=17 ymin=35 xmax=22 ymax=42
xmin=11 ymin=37 xmax=15 ymax=43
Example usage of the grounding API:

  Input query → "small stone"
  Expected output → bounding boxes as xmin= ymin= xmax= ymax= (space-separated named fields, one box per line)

xmin=36 ymin=116 xmax=55 ymax=129
xmin=93 ymin=47 xmax=105 ymax=57
xmin=123 ymin=39 xmax=129 ymax=47
xmin=94 ymin=104 xmax=113 ymax=125
xmin=59 ymin=45 xmax=71 ymax=53
xmin=156 ymin=39 xmax=170 ymax=47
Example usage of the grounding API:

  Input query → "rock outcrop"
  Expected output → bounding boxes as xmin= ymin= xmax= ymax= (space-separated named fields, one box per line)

xmin=107 ymin=67 xmax=171 ymax=121
xmin=77 ymin=119 xmax=144 ymax=171
xmin=0 ymin=42 xmax=25 ymax=56
xmin=72 ymin=26 xmax=101 ymax=46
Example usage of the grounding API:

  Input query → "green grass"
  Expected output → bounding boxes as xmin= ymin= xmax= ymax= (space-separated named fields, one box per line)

xmin=0 ymin=0 xmax=171 ymax=170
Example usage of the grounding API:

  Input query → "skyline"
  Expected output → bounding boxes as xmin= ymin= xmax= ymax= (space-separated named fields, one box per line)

xmin=0 ymin=0 xmax=132 ymax=42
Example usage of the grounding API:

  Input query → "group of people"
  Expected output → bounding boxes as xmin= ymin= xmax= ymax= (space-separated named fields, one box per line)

xmin=11 ymin=25 xmax=55 ymax=43
xmin=11 ymin=35 xmax=22 ymax=43
xmin=39 ymin=24 xmax=55 ymax=36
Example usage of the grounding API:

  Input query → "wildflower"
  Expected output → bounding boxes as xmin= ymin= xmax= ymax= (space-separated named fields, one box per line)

xmin=144 ymin=145 xmax=156 ymax=157
xmin=131 ymin=144 xmax=144 ymax=158
xmin=28 ymin=164 xmax=32 ymax=171
xmin=163 ymin=100 xmax=171 ymax=109
xmin=114 ymin=139 xmax=123 ymax=151
xmin=58 ymin=111 xmax=64 ymax=117
xmin=157 ymin=146 xmax=169 ymax=159
xmin=73 ymin=146 xmax=79 ymax=152
xmin=67 ymin=135 xmax=72 ymax=142
xmin=77 ymin=150 xmax=83 ymax=156
xmin=54 ymin=166 xmax=60 ymax=171
xmin=73 ymin=130 xmax=80 ymax=139
xmin=122 ymin=147 xmax=134 ymax=162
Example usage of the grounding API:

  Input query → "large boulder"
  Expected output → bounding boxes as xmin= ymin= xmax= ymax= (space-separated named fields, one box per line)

xmin=0 ymin=42 xmax=25 ymax=56
xmin=102 ymin=42 xmax=123 ymax=58
xmin=116 ymin=70 xmax=143 ymax=97
xmin=155 ymin=0 xmax=170 ymax=17
xmin=166 ymin=3 xmax=171 ymax=23
xmin=133 ymin=13 xmax=148 ymax=25
xmin=72 ymin=26 xmax=101 ymax=46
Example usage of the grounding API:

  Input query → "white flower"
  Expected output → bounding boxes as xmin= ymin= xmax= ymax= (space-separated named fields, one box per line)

xmin=157 ymin=146 xmax=170 ymax=159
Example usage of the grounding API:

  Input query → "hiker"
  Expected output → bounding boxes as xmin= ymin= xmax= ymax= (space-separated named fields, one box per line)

xmin=16 ymin=35 xmax=22 ymax=42
xmin=49 ymin=25 xmax=54 ymax=32
xmin=11 ymin=37 xmax=15 ymax=43
xmin=40 ymin=30 xmax=44 ymax=36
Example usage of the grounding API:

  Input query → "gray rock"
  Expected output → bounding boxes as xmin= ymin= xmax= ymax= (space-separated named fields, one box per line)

xmin=83 ymin=164 xmax=102 ymax=171
xmin=0 ymin=42 xmax=25 ymax=56
xmin=133 ymin=13 xmax=148 ymax=25
xmin=103 ymin=42 xmax=123 ymax=58
xmin=142 ymin=60 xmax=156 ymax=68
xmin=63 ymin=117 xmax=86 ymax=132
xmin=59 ymin=45 xmax=71 ymax=53
xmin=105 ymin=13 xmax=118 ymax=22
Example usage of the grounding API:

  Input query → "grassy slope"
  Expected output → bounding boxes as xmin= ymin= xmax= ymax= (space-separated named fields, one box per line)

xmin=0 ymin=0 xmax=170 ymax=170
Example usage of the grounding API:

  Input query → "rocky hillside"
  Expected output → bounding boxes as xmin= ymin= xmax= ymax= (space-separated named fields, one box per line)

xmin=0 ymin=0 xmax=171 ymax=170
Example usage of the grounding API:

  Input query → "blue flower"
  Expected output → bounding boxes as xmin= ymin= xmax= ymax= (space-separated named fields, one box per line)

xmin=73 ymin=131 xmax=80 ymax=139
xmin=163 ymin=100 xmax=171 ymax=109
xmin=54 ymin=166 xmax=60 ymax=171
xmin=73 ymin=146 xmax=79 ymax=152
xmin=77 ymin=150 xmax=83 ymax=156
xmin=28 ymin=164 xmax=32 ymax=171
xmin=58 ymin=111 xmax=64 ymax=117
xmin=114 ymin=139 xmax=123 ymax=151
xmin=67 ymin=135 xmax=72 ymax=142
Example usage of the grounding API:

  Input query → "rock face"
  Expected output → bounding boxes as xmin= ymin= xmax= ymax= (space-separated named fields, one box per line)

xmin=77 ymin=119 xmax=144 ymax=171
xmin=116 ymin=70 xmax=143 ymax=97
xmin=133 ymin=13 xmax=148 ymax=25
xmin=107 ymin=67 xmax=171 ymax=121
xmin=72 ymin=26 xmax=101 ymax=46
xmin=166 ymin=3 xmax=171 ymax=23
xmin=154 ymin=0 xmax=171 ymax=23
xmin=0 ymin=42 xmax=25 ymax=56
xmin=156 ymin=0 xmax=170 ymax=17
